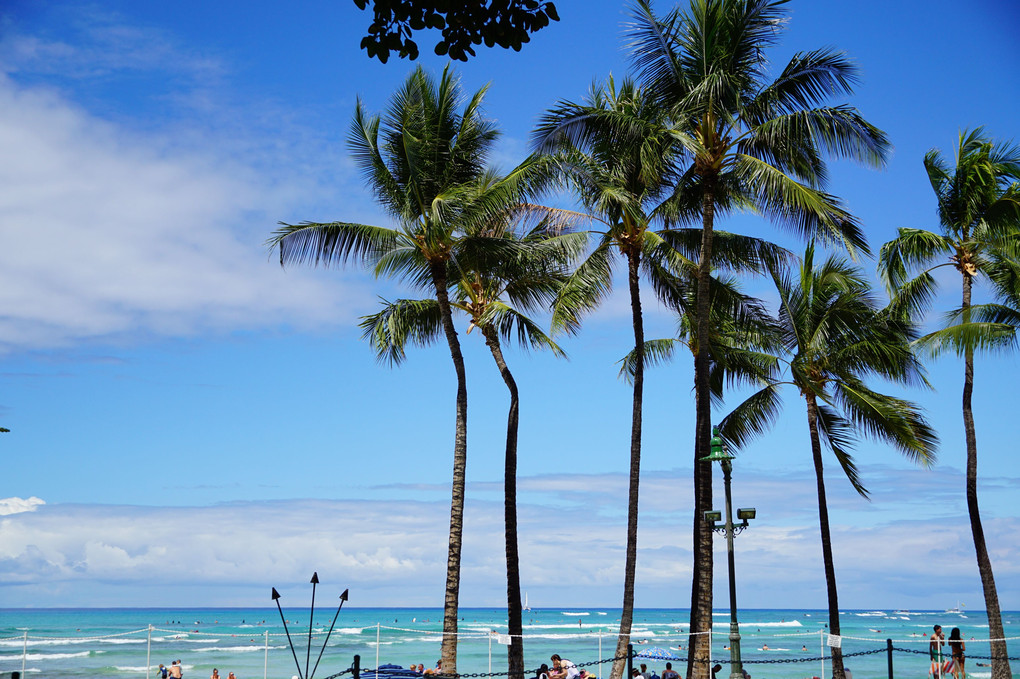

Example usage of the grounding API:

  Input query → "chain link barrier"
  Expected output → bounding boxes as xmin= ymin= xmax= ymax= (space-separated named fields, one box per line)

xmin=892 ymin=647 xmax=1020 ymax=662
xmin=357 ymin=654 xmax=634 ymax=679
xmin=734 ymin=647 xmax=887 ymax=665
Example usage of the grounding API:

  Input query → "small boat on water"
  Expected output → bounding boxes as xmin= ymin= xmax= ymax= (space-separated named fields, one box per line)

xmin=944 ymin=602 xmax=965 ymax=614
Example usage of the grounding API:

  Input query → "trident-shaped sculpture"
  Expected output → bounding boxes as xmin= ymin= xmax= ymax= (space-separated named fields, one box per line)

xmin=272 ymin=573 xmax=350 ymax=679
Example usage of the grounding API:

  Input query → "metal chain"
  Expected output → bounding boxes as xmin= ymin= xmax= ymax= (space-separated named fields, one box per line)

xmin=361 ymin=654 xmax=632 ymax=679
xmin=344 ymin=647 xmax=1020 ymax=679
xmin=892 ymin=647 xmax=1020 ymax=661
xmin=734 ymin=648 xmax=886 ymax=665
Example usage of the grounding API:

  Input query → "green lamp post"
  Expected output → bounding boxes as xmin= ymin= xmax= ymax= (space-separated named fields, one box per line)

xmin=702 ymin=426 xmax=756 ymax=679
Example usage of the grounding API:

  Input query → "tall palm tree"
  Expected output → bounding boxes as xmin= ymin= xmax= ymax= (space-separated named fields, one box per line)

xmin=724 ymin=244 xmax=937 ymax=679
xmin=879 ymin=128 xmax=1020 ymax=679
xmin=267 ymin=65 xmax=553 ymax=674
xmin=624 ymin=3 xmax=890 ymax=673
xmin=360 ymin=222 xmax=583 ymax=679
xmin=533 ymin=77 xmax=685 ymax=679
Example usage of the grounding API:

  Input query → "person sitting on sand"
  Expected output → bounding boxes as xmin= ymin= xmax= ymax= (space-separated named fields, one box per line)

xmin=424 ymin=660 xmax=442 ymax=676
xmin=550 ymin=654 xmax=579 ymax=679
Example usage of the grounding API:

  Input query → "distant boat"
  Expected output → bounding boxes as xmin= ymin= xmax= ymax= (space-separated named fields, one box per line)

xmin=945 ymin=602 xmax=965 ymax=614
xmin=523 ymin=592 xmax=531 ymax=612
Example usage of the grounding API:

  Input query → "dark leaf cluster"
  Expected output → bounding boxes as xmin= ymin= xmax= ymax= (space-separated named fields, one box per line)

xmin=354 ymin=0 xmax=560 ymax=62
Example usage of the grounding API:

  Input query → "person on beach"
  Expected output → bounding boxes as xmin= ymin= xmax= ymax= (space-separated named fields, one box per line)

xmin=639 ymin=663 xmax=650 ymax=679
xmin=170 ymin=660 xmax=183 ymax=679
xmin=211 ymin=669 xmax=219 ymax=679
xmin=930 ymin=625 xmax=946 ymax=677
xmin=661 ymin=662 xmax=679 ymax=679
xmin=948 ymin=627 xmax=965 ymax=678
xmin=550 ymin=654 xmax=579 ymax=679
xmin=159 ymin=664 xmax=169 ymax=679
xmin=536 ymin=663 xmax=551 ymax=679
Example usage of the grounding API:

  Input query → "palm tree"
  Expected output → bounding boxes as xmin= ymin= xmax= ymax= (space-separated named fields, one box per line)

xmin=360 ymin=222 xmax=583 ymax=679
xmin=723 ymin=244 xmax=937 ymax=679
xmin=267 ymin=65 xmax=553 ymax=674
xmin=533 ymin=76 xmax=692 ymax=679
xmin=879 ymin=128 xmax=1020 ymax=679
xmin=624 ymin=3 xmax=890 ymax=673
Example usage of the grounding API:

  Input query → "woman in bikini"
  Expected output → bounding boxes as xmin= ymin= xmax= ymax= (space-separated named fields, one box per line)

xmin=948 ymin=627 xmax=965 ymax=679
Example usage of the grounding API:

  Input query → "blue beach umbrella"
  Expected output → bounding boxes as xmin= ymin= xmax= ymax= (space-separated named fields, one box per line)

xmin=634 ymin=647 xmax=681 ymax=661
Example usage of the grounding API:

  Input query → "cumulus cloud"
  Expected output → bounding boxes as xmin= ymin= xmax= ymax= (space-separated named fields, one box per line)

xmin=0 ymin=73 xmax=372 ymax=352
xmin=0 ymin=496 xmax=45 ymax=515
xmin=1 ymin=466 xmax=1016 ymax=609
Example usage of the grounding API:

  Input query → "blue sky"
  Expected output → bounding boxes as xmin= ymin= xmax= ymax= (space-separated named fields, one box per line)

xmin=1 ymin=0 xmax=1018 ymax=610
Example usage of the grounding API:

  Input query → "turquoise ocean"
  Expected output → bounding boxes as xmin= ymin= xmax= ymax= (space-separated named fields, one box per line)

xmin=2 ymin=607 xmax=1016 ymax=679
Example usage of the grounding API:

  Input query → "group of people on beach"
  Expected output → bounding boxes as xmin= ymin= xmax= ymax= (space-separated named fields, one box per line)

xmin=156 ymin=660 xmax=237 ymax=679
xmin=405 ymin=660 xmax=444 ymax=675
xmin=536 ymin=653 xmax=595 ymax=679
xmin=157 ymin=660 xmax=183 ymax=679
xmin=930 ymin=624 xmax=967 ymax=679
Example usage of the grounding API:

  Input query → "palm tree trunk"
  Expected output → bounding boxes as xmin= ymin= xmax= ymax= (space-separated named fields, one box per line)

xmin=805 ymin=396 xmax=845 ymax=679
xmin=611 ymin=248 xmax=645 ymax=679
xmin=482 ymin=326 xmax=526 ymax=679
xmin=687 ymin=183 xmax=715 ymax=679
xmin=432 ymin=262 xmax=468 ymax=676
xmin=961 ymin=274 xmax=1012 ymax=679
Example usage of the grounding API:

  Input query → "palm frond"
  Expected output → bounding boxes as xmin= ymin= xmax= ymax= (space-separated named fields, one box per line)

xmin=359 ymin=298 xmax=444 ymax=365
xmin=718 ymin=384 xmax=784 ymax=451
xmin=268 ymin=221 xmax=400 ymax=269
xmin=813 ymin=404 xmax=869 ymax=498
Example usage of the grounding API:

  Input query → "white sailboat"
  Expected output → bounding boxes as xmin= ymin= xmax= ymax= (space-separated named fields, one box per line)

xmin=944 ymin=601 xmax=964 ymax=614
xmin=523 ymin=592 xmax=531 ymax=612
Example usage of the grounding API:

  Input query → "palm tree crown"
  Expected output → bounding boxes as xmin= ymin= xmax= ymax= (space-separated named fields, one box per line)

xmin=879 ymin=128 xmax=1020 ymax=679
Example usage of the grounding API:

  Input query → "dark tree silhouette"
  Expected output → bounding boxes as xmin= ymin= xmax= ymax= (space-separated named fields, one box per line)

xmin=354 ymin=0 xmax=559 ymax=62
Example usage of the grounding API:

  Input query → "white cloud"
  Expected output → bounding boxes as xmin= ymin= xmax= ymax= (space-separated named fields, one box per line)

xmin=0 ymin=496 xmax=45 ymax=515
xmin=0 ymin=73 xmax=368 ymax=352
xmin=0 ymin=467 xmax=1016 ymax=609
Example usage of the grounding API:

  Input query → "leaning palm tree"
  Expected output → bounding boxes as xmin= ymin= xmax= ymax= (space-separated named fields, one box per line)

xmin=533 ymin=76 xmax=685 ymax=679
xmin=267 ymin=65 xmax=554 ymax=674
xmin=361 ymin=221 xmax=583 ymax=679
xmin=624 ymin=2 xmax=891 ymax=673
xmin=879 ymin=128 xmax=1020 ymax=679
xmin=723 ymin=244 xmax=937 ymax=679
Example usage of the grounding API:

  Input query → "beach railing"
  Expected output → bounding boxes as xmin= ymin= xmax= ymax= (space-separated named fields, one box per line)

xmin=3 ymin=624 xmax=1020 ymax=679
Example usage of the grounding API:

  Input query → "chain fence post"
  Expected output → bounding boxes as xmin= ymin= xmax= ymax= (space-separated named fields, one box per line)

xmin=146 ymin=624 xmax=152 ymax=679
xmin=264 ymin=629 xmax=269 ymax=679
xmin=886 ymin=638 xmax=893 ymax=679
xmin=22 ymin=630 xmax=27 ymax=677
xmin=627 ymin=643 xmax=633 ymax=679
xmin=354 ymin=654 xmax=361 ymax=679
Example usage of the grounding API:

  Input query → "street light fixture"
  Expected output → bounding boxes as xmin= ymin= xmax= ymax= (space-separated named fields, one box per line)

xmin=701 ymin=426 xmax=756 ymax=679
